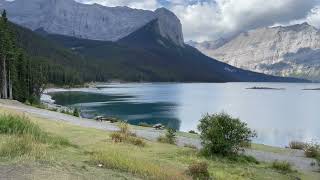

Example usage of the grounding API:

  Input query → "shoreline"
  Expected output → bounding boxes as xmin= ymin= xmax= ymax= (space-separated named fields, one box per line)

xmin=0 ymin=99 xmax=318 ymax=172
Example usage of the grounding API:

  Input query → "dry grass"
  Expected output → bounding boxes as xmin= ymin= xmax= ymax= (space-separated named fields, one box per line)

xmin=91 ymin=150 xmax=190 ymax=180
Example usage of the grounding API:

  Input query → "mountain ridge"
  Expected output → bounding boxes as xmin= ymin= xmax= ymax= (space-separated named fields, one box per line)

xmin=191 ymin=23 xmax=320 ymax=81
xmin=0 ymin=0 xmax=184 ymax=46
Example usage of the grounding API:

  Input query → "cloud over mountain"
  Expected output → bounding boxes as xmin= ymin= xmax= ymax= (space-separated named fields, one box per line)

xmin=78 ymin=0 xmax=320 ymax=41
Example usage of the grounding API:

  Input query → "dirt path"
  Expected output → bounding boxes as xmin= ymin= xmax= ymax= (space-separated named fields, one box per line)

xmin=0 ymin=100 xmax=318 ymax=172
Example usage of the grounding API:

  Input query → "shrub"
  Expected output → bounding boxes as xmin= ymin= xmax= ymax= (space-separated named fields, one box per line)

xmin=110 ymin=132 xmax=124 ymax=143
xmin=271 ymin=161 xmax=293 ymax=173
xmin=304 ymin=143 xmax=320 ymax=158
xmin=110 ymin=122 xmax=146 ymax=147
xmin=187 ymin=162 xmax=210 ymax=180
xmin=188 ymin=130 xmax=198 ymax=134
xmin=127 ymin=136 xmax=146 ymax=147
xmin=289 ymin=141 xmax=306 ymax=150
xmin=198 ymin=113 xmax=256 ymax=156
xmin=119 ymin=121 xmax=130 ymax=136
xmin=73 ymin=108 xmax=80 ymax=117
xmin=157 ymin=128 xmax=177 ymax=144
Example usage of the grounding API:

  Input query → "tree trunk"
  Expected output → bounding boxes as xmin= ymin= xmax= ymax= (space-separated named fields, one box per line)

xmin=8 ymin=67 xmax=12 ymax=99
xmin=2 ymin=55 xmax=7 ymax=99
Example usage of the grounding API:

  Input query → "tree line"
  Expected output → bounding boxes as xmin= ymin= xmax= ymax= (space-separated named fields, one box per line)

xmin=0 ymin=10 xmax=46 ymax=103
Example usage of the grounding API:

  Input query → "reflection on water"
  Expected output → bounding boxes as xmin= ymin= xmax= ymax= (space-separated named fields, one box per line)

xmin=51 ymin=91 xmax=181 ymax=129
xmin=50 ymin=83 xmax=320 ymax=147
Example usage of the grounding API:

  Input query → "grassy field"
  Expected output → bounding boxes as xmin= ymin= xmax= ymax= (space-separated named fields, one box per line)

xmin=0 ymin=107 xmax=318 ymax=180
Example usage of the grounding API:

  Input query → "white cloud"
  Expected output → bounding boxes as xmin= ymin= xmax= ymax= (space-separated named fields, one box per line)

xmin=170 ymin=0 xmax=319 ymax=41
xmin=75 ymin=0 xmax=320 ymax=42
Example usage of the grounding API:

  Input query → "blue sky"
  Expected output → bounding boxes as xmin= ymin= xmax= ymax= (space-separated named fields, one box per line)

xmin=77 ymin=0 xmax=320 ymax=42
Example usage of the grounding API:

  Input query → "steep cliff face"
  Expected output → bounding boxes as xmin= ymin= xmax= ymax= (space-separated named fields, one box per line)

xmin=0 ymin=0 xmax=184 ymax=46
xmin=192 ymin=23 xmax=320 ymax=81
xmin=155 ymin=8 xmax=184 ymax=47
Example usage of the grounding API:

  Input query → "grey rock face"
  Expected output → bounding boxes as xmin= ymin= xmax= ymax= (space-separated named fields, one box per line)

xmin=155 ymin=8 xmax=184 ymax=47
xmin=192 ymin=23 xmax=320 ymax=81
xmin=0 ymin=0 xmax=184 ymax=46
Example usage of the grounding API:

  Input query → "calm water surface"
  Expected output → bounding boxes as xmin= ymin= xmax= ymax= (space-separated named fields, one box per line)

xmin=49 ymin=83 xmax=320 ymax=147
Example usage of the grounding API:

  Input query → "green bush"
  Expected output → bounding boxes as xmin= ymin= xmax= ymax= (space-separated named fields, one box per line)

xmin=158 ymin=128 xmax=177 ymax=144
xmin=188 ymin=130 xmax=198 ymax=134
xmin=187 ymin=162 xmax=210 ymax=180
xmin=198 ymin=113 xmax=256 ymax=156
xmin=304 ymin=143 xmax=320 ymax=158
xmin=271 ymin=161 xmax=293 ymax=173
xmin=73 ymin=108 xmax=81 ymax=117
xmin=289 ymin=141 xmax=306 ymax=150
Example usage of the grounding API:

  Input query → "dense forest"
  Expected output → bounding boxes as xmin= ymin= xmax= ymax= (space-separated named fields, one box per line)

xmin=0 ymin=10 xmax=46 ymax=103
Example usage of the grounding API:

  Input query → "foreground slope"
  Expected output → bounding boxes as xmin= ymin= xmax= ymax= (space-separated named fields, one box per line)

xmin=0 ymin=100 xmax=318 ymax=179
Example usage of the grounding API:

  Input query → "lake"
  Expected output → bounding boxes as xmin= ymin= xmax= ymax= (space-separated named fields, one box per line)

xmin=48 ymin=83 xmax=320 ymax=147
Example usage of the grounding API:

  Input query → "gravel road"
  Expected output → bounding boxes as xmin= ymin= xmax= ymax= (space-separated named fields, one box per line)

xmin=0 ymin=100 xmax=318 ymax=172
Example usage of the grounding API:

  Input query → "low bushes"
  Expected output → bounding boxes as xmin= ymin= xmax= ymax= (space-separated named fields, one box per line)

xmin=188 ymin=130 xmax=198 ymax=134
xmin=187 ymin=162 xmax=210 ymax=180
xmin=198 ymin=113 xmax=256 ymax=156
xmin=110 ymin=122 xmax=146 ymax=147
xmin=289 ymin=141 xmax=306 ymax=150
xmin=271 ymin=161 xmax=293 ymax=173
xmin=304 ymin=143 xmax=320 ymax=158
xmin=158 ymin=128 xmax=177 ymax=144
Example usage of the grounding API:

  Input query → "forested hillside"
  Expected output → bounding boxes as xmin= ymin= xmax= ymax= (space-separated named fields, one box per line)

xmin=0 ymin=10 xmax=45 ymax=103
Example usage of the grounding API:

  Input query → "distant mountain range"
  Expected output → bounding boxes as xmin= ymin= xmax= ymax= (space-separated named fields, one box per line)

xmin=0 ymin=0 xmax=306 ymax=83
xmin=190 ymin=23 xmax=320 ymax=82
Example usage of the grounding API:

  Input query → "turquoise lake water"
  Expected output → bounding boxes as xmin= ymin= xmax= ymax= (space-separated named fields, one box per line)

xmin=49 ymin=83 xmax=320 ymax=147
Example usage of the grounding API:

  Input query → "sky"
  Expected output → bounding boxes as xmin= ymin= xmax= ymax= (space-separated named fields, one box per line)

xmin=76 ymin=0 xmax=320 ymax=42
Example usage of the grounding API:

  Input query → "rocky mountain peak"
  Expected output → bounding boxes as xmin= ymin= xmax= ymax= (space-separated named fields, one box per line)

xmin=154 ymin=7 xmax=184 ymax=47
xmin=190 ymin=22 xmax=320 ymax=81
xmin=0 ymin=0 xmax=185 ymax=47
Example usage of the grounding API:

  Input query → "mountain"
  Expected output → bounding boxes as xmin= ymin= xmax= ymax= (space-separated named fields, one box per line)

xmin=191 ymin=23 xmax=320 ymax=81
xmin=0 ymin=0 xmax=184 ymax=47
xmin=1 ymin=0 xmax=307 ymax=83
xmin=41 ymin=20 xmax=306 ymax=83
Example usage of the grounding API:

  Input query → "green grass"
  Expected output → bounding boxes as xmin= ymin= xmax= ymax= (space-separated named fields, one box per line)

xmin=0 ymin=107 xmax=317 ymax=180
xmin=0 ymin=114 xmax=71 ymax=147
xmin=271 ymin=161 xmax=293 ymax=173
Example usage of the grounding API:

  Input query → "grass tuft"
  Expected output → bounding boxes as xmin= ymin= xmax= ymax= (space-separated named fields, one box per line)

xmin=110 ymin=122 xmax=146 ymax=147
xmin=187 ymin=162 xmax=210 ymax=180
xmin=271 ymin=161 xmax=293 ymax=173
